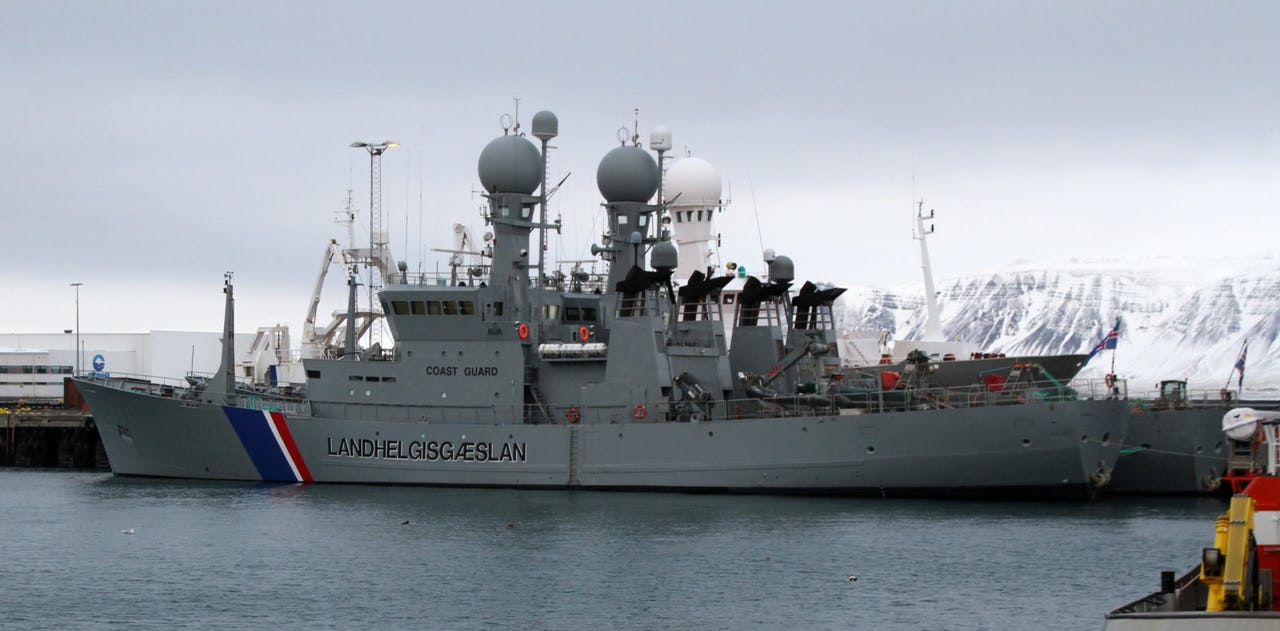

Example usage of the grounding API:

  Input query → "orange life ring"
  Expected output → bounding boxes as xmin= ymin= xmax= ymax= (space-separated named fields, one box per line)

xmin=1104 ymin=373 xmax=1115 ymax=388
xmin=517 ymin=323 xmax=529 ymax=340
xmin=578 ymin=326 xmax=590 ymax=343
xmin=565 ymin=407 xmax=580 ymax=424
xmin=633 ymin=403 xmax=647 ymax=419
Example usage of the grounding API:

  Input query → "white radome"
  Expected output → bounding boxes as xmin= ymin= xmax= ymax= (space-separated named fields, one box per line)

xmin=665 ymin=157 xmax=722 ymax=208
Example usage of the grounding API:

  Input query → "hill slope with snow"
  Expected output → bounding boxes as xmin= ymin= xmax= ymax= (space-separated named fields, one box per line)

xmin=834 ymin=257 xmax=1280 ymax=394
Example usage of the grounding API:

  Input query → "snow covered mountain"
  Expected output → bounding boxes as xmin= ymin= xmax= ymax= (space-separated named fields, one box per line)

xmin=834 ymin=257 xmax=1280 ymax=395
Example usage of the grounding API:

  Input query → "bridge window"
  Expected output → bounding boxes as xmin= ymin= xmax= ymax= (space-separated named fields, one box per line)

xmin=391 ymin=300 xmax=410 ymax=315
xmin=459 ymin=301 xmax=475 ymax=315
xmin=442 ymin=300 xmax=458 ymax=315
xmin=306 ymin=370 xmax=321 ymax=379
xmin=491 ymin=301 xmax=504 ymax=316
xmin=560 ymin=305 xmax=598 ymax=322
xmin=426 ymin=301 xmax=442 ymax=315
xmin=411 ymin=300 xmax=426 ymax=315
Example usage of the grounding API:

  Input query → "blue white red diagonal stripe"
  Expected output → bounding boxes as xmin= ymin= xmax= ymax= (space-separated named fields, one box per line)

xmin=223 ymin=407 xmax=313 ymax=482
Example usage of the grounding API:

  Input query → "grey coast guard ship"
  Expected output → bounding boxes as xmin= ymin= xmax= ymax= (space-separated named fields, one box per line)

xmin=74 ymin=109 xmax=1127 ymax=498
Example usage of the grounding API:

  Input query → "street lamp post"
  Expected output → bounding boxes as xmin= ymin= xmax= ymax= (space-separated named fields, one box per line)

xmin=70 ymin=282 xmax=82 ymax=375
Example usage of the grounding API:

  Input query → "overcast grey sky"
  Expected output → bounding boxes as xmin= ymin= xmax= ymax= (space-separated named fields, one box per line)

xmin=2 ymin=0 xmax=1276 ymax=335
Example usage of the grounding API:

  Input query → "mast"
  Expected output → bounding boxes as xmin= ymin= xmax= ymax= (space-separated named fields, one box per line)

xmin=476 ymin=111 xmax=545 ymax=333
xmin=914 ymin=200 xmax=943 ymax=341
xmin=531 ymin=110 xmax=560 ymax=333
xmin=202 ymin=272 xmax=236 ymax=404
xmin=345 ymin=266 xmax=358 ymax=360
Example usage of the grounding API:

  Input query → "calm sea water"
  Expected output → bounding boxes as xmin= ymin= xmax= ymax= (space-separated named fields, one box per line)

xmin=1 ymin=469 xmax=1222 ymax=631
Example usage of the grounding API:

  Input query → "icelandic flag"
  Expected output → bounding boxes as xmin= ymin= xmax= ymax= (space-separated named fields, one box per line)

xmin=1086 ymin=317 xmax=1121 ymax=363
xmin=1235 ymin=344 xmax=1248 ymax=387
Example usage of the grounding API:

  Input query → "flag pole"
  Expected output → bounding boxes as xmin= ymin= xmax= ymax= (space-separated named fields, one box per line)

xmin=1109 ymin=317 xmax=1119 ymax=379
xmin=1109 ymin=338 xmax=1117 ymax=378
xmin=1224 ymin=338 xmax=1247 ymax=392
xmin=1238 ymin=339 xmax=1247 ymax=394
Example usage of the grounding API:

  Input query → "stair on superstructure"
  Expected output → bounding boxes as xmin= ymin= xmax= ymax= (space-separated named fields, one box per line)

xmin=523 ymin=367 xmax=553 ymax=424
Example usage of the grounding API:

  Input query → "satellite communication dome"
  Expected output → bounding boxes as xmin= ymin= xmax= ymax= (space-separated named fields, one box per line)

xmin=596 ymin=145 xmax=659 ymax=203
xmin=649 ymin=126 xmax=672 ymax=151
xmin=477 ymin=135 xmax=542 ymax=195
xmin=650 ymin=240 xmax=678 ymax=270
xmin=768 ymin=255 xmax=795 ymax=284
xmin=664 ymin=157 xmax=721 ymax=207
xmin=531 ymin=110 xmax=559 ymax=141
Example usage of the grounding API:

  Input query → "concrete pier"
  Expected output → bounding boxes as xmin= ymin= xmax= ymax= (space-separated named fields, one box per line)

xmin=1 ymin=409 xmax=108 ymax=469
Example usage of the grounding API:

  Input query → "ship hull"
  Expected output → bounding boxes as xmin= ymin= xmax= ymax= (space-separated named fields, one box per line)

xmin=1105 ymin=612 xmax=1280 ymax=630
xmin=1106 ymin=406 xmax=1231 ymax=495
xmin=76 ymin=378 xmax=1127 ymax=499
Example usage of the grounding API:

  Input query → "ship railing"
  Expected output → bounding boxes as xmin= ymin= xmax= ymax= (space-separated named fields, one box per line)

xmin=533 ymin=271 xmax=610 ymax=294
xmin=276 ymin=349 xmax=305 ymax=363
xmin=521 ymin=378 xmax=1090 ymax=424
xmin=1124 ymin=387 xmax=1243 ymax=410
xmin=1064 ymin=377 xmax=1245 ymax=409
xmin=78 ymin=371 xmax=311 ymax=412
xmin=388 ymin=269 xmax=616 ymax=294
xmin=232 ymin=394 xmax=311 ymax=416
xmin=392 ymin=271 xmax=478 ymax=286
xmin=77 ymin=371 xmax=196 ymax=398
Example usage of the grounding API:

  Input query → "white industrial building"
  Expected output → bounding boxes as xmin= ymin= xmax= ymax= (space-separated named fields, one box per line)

xmin=0 ymin=331 xmax=252 ymax=404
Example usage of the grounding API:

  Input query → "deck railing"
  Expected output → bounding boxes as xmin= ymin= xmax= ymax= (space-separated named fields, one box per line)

xmin=80 ymin=372 xmax=1111 ymax=426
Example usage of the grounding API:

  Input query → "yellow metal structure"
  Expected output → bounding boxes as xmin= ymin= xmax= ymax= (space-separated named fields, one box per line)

xmin=1202 ymin=494 xmax=1257 ymax=611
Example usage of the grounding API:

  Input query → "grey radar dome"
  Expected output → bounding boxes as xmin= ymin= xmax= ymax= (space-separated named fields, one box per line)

xmin=650 ymin=240 xmax=678 ymax=270
xmin=597 ymin=145 xmax=659 ymax=203
xmin=477 ymin=135 xmax=542 ymax=195
xmin=531 ymin=110 xmax=559 ymax=141
xmin=768 ymin=255 xmax=795 ymax=284
xmin=665 ymin=157 xmax=721 ymax=207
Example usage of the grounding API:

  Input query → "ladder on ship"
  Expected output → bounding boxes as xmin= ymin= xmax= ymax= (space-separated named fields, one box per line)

xmin=567 ymin=424 xmax=580 ymax=487
xmin=523 ymin=367 xmax=553 ymax=424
